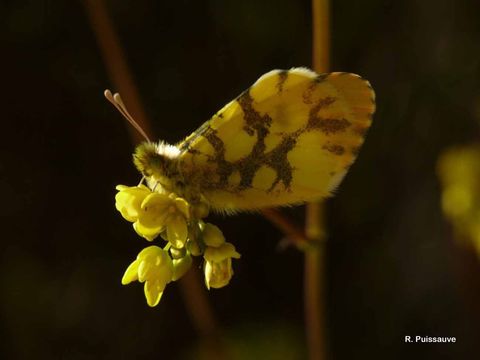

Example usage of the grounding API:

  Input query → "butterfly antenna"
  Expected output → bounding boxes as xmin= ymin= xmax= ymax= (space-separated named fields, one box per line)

xmin=104 ymin=89 xmax=151 ymax=143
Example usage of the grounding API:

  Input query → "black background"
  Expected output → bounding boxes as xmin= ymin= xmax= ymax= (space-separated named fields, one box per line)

xmin=1 ymin=0 xmax=479 ymax=359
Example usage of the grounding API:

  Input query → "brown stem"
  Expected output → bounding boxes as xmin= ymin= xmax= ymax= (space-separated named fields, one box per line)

xmin=306 ymin=1 xmax=330 ymax=360
xmin=305 ymin=202 xmax=327 ymax=360
xmin=83 ymin=0 xmax=151 ymax=144
xmin=312 ymin=0 xmax=330 ymax=74
xmin=83 ymin=1 xmax=225 ymax=357
xmin=261 ymin=209 xmax=309 ymax=249
xmin=179 ymin=267 xmax=227 ymax=359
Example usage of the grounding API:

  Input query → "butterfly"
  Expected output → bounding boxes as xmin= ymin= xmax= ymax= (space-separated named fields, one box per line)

xmin=107 ymin=68 xmax=375 ymax=213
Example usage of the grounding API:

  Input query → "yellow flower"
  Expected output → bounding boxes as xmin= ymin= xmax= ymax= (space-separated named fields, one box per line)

xmin=115 ymin=185 xmax=191 ymax=243
xmin=203 ymin=242 xmax=241 ymax=289
xmin=122 ymin=246 xmax=174 ymax=307
xmin=115 ymin=185 xmax=151 ymax=222
xmin=138 ymin=192 xmax=190 ymax=245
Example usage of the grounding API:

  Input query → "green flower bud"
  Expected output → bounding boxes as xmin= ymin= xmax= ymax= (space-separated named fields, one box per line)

xmin=172 ymin=254 xmax=193 ymax=281
xmin=202 ymin=223 xmax=225 ymax=247
xmin=170 ymin=246 xmax=186 ymax=259
xmin=186 ymin=238 xmax=203 ymax=257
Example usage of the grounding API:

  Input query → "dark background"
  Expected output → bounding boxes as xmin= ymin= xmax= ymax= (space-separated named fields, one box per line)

xmin=2 ymin=0 xmax=480 ymax=359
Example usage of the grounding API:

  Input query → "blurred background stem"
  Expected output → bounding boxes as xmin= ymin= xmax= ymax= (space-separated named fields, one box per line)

xmin=83 ymin=1 xmax=226 ymax=358
xmin=83 ymin=0 xmax=151 ymax=144
xmin=306 ymin=0 xmax=330 ymax=360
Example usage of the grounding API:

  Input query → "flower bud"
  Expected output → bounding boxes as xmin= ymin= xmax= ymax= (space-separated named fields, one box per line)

xmin=172 ymin=254 xmax=193 ymax=281
xmin=202 ymin=223 xmax=225 ymax=247
xmin=170 ymin=246 xmax=186 ymax=259
xmin=186 ymin=238 xmax=204 ymax=257
xmin=203 ymin=242 xmax=241 ymax=290
xmin=204 ymin=258 xmax=233 ymax=289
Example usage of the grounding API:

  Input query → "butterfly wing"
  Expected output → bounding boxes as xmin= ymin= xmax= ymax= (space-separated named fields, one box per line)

xmin=177 ymin=68 xmax=375 ymax=211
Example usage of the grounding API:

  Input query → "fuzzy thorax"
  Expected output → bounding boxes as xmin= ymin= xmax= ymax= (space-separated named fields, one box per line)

xmin=133 ymin=141 xmax=181 ymax=191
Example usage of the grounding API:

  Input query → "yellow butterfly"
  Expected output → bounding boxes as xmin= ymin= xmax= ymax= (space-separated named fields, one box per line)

xmin=107 ymin=68 xmax=375 ymax=212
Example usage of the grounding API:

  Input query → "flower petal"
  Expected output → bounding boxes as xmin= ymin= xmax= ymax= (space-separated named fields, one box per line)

xmin=136 ymin=246 xmax=174 ymax=284
xmin=172 ymin=254 xmax=192 ymax=281
xmin=166 ymin=215 xmax=188 ymax=248
xmin=144 ymin=280 xmax=165 ymax=307
xmin=141 ymin=192 xmax=171 ymax=212
xmin=204 ymin=242 xmax=241 ymax=262
xmin=204 ymin=258 xmax=233 ymax=289
xmin=137 ymin=210 xmax=169 ymax=230
xmin=115 ymin=185 xmax=151 ymax=222
xmin=174 ymin=197 xmax=190 ymax=219
xmin=121 ymin=259 xmax=140 ymax=285
xmin=186 ymin=238 xmax=203 ymax=257
xmin=137 ymin=245 xmax=163 ymax=259
xmin=133 ymin=221 xmax=163 ymax=241
xmin=138 ymin=258 xmax=155 ymax=282
xmin=204 ymin=261 xmax=213 ymax=290
xmin=202 ymin=223 xmax=225 ymax=247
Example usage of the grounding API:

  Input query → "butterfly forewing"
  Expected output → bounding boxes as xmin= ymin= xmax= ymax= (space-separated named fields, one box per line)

xmin=177 ymin=68 xmax=375 ymax=211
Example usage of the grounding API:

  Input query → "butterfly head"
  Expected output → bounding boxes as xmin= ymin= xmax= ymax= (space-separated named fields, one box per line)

xmin=133 ymin=141 xmax=181 ymax=191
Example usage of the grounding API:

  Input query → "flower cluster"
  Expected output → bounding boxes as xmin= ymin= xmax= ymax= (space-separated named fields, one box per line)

xmin=437 ymin=145 xmax=480 ymax=257
xmin=115 ymin=184 xmax=241 ymax=306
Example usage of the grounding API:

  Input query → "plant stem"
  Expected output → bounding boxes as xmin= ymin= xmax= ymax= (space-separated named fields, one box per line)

xmin=305 ymin=203 xmax=327 ymax=360
xmin=312 ymin=0 xmax=330 ymax=74
xmin=83 ymin=0 xmax=151 ymax=144
xmin=306 ymin=1 xmax=330 ymax=360
xmin=179 ymin=267 xmax=227 ymax=359
xmin=261 ymin=209 xmax=309 ymax=248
